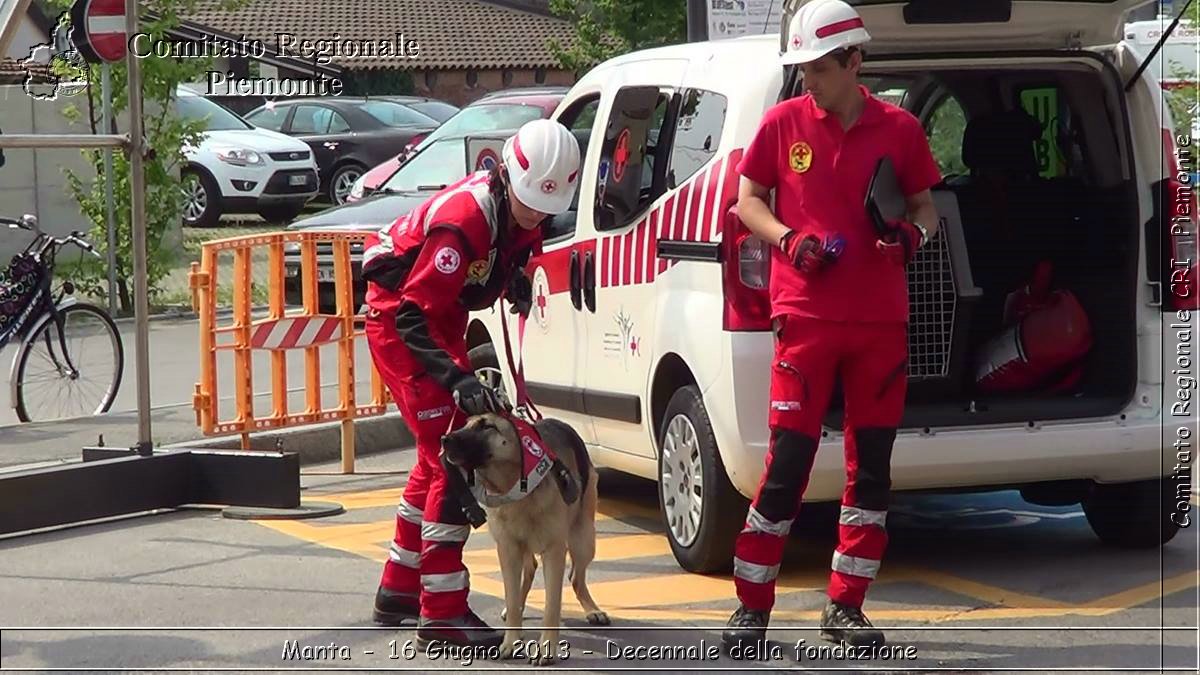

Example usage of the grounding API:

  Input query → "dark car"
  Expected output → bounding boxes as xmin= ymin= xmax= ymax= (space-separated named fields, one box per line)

xmin=376 ymin=95 xmax=460 ymax=124
xmin=347 ymin=87 xmax=568 ymax=203
xmin=244 ymin=97 xmax=442 ymax=206
xmin=285 ymin=128 xmax=570 ymax=312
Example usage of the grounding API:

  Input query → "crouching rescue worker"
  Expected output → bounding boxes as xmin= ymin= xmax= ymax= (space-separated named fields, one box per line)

xmin=723 ymin=0 xmax=942 ymax=653
xmin=361 ymin=118 xmax=581 ymax=648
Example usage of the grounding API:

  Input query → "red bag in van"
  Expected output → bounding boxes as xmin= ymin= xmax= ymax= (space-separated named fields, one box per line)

xmin=975 ymin=261 xmax=1094 ymax=394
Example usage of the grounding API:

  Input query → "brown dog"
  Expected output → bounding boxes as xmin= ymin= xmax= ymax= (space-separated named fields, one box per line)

xmin=442 ymin=413 xmax=609 ymax=665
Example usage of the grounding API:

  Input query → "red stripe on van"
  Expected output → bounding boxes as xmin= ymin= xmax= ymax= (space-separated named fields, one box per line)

xmin=646 ymin=210 xmax=658 ymax=283
xmin=686 ymin=170 xmax=705 ymax=241
xmin=628 ymin=225 xmax=638 ymax=283
xmin=599 ymin=236 xmax=609 ymax=288
xmin=528 ymin=246 xmax=573 ymax=295
xmin=700 ymin=157 xmax=724 ymax=242
xmin=672 ymin=184 xmax=691 ymax=240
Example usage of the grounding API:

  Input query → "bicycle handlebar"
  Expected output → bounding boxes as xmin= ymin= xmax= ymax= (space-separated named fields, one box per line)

xmin=3 ymin=215 xmax=100 ymax=257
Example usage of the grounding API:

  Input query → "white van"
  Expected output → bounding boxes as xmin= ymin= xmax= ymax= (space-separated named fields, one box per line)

xmin=1124 ymin=14 xmax=1199 ymax=88
xmin=468 ymin=0 xmax=1198 ymax=574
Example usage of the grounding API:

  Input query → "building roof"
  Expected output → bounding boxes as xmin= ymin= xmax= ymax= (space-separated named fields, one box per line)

xmin=188 ymin=0 xmax=578 ymax=71
xmin=0 ymin=56 xmax=52 ymax=85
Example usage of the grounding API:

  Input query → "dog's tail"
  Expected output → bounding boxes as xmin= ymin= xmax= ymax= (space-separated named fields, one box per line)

xmin=534 ymin=417 xmax=591 ymax=496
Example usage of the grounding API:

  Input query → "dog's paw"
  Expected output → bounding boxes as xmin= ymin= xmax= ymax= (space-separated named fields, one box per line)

xmin=533 ymin=652 xmax=558 ymax=667
xmin=586 ymin=610 xmax=611 ymax=626
xmin=498 ymin=639 xmax=520 ymax=660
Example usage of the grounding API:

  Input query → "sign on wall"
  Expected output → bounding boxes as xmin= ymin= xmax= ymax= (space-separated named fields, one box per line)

xmin=705 ymin=0 xmax=784 ymax=40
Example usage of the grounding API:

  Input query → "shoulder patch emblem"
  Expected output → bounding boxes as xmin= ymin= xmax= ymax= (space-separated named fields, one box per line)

xmin=434 ymin=246 xmax=461 ymax=274
xmin=789 ymin=141 xmax=813 ymax=174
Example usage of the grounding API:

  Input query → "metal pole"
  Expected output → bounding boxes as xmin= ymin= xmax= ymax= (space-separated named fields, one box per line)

xmin=686 ymin=0 xmax=708 ymax=42
xmin=125 ymin=0 xmax=152 ymax=454
xmin=102 ymin=63 xmax=117 ymax=318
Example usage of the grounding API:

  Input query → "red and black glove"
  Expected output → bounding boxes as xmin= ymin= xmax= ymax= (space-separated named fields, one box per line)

xmin=876 ymin=220 xmax=924 ymax=265
xmin=779 ymin=230 xmax=834 ymax=275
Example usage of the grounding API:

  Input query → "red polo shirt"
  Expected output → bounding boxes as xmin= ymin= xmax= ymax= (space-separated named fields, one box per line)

xmin=737 ymin=85 xmax=942 ymax=323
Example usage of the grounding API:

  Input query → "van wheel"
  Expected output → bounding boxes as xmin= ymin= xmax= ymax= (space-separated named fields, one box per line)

xmin=1082 ymin=478 xmax=1181 ymax=548
xmin=658 ymin=385 xmax=749 ymax=574
xmin=467 ymin=343 xmax=510 ymax=404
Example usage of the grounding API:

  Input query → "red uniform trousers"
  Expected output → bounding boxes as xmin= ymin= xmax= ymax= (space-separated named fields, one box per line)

xmin=366 ymin=309 xmax=472 ymax=621
xmin=733 ymin=315 xmax=908 ymax=611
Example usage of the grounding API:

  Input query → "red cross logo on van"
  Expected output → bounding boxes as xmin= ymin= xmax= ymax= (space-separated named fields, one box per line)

xmin=613 ymin=128 xmax=631 ymax=183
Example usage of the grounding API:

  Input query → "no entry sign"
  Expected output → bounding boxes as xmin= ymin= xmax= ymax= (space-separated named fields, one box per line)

xmin=71 ymin=0 xmax=127 ymax=63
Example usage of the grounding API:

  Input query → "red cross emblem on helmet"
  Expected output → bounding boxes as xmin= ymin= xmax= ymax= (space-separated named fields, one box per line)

xmin=541 ymin=179 xmax=557 ymax=194
xmin=791 ymin=34 xmax=802 ymax=49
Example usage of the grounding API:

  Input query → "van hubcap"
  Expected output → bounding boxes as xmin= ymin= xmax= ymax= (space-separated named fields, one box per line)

xmin=662 ymin=414 xmax=704 ymax=548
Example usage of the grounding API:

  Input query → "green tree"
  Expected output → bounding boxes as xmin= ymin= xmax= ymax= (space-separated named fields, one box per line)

xmin=547 ymin=0 xmax=687 ymax=72
xmin=45 ymin=0 xmax=243 ymax=314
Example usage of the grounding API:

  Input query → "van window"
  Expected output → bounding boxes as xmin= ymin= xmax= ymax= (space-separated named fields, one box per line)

xmin=667 ymin=89 xmax=727 ymax=188
xmin=924 ymin=94 xmax=968 ymax=178
xmin=595 ymin=86 xmax=672 ymax=232
xmin=543 ymin=94 xmax=601 ymax=242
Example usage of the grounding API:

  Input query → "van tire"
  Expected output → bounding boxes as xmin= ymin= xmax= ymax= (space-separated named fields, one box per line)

xmin=1082 ymin=478 xmax=1181 ymax=548
xmin=657 ymin=385 xmax=749 ymax=574
xmin=467 ymin=343 xmax=511 ymax=404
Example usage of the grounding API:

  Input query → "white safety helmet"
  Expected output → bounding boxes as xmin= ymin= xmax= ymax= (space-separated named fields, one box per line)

xmin=502 ymin=118 xmax=582 ymax=215
xmin=781 ymin=0 xmax=871 ymax=66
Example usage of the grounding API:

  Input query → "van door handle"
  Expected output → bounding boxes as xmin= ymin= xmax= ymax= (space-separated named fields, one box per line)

xmin=569 ymin=249 xmax=583 ymax=311
xmin=583 ymin=250 xmax=596 ymax=313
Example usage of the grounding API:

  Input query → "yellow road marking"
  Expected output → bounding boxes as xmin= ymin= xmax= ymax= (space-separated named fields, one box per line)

xmin=258 ymin=488 xmax=1200 ymax=623
xmin=885 ymin=566 xmax=1072 ymax=610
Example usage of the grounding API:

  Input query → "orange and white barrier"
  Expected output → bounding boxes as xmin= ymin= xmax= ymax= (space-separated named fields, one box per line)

xmin=188 ymin=230 xmax=389 ymax=473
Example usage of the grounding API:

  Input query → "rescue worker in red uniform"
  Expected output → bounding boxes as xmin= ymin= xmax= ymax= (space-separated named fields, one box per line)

xmin=723 ymin=0 xmax=943 ymax=653
xmin=362 ymin=119 xmax=581 ymax=648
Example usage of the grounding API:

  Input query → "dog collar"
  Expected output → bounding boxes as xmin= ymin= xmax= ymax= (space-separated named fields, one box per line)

xmin=469 ymin=416 xmax=557 ymax=507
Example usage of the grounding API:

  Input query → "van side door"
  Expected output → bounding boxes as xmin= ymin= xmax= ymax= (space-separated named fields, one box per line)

xmin=505 ymin=91 xmax=604 ymax=444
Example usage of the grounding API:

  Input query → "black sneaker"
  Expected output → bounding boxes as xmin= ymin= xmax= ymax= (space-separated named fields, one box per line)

xmin=416 ymin=608 xmax=503 ymax=649
xmin=721 ymin=605 xmax=770 ymax=658
xmin=372 ymin=587 xmax=420 ymax=626
xmin=819 ymin=600 xmax=885 ymax=647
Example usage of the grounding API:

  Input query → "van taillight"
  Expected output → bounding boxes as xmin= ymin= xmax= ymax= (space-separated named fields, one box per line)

xmin=721 ymin=205 xmax=772 ymax=331
xmin=1162 ymin=129 xmax=1199 ymax=311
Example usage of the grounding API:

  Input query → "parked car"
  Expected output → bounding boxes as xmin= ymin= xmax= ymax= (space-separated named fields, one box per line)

xmin=376 ymin=95 xmax=460 ymax=124
xmin=462 ymin=0 xmax=1196 ymax=575
xmin=243 ymin=97 xmax=441 ymax=206
xmin=176 ymin=86 xmax=319 ymax=227
xmin=282 ymin=132 xmax=511 ymax=311
xmin=347 ymin=87 xmax=568 ymax=203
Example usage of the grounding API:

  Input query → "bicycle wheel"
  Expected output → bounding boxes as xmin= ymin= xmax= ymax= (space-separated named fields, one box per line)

xmin=15 ymin=303 xmax=124 ymax=423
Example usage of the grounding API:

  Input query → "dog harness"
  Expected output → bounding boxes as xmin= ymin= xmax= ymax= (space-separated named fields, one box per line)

xmin=468 ymin=414 xmax=560 ymax=507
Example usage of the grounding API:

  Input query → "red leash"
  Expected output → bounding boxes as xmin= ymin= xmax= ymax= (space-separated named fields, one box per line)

xmin=500 ymin=298 xmax=543 ymax=422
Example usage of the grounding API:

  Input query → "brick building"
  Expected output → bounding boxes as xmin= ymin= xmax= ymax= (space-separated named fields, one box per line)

xmin=183 ymin=0 xmax=581 ymax=109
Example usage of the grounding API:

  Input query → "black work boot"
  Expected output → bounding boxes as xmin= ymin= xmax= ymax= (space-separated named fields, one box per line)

xmin=372 ymin=587 xmax=420 ymax=626
xmin=416 ymin=608 xmax=503 ymax=649
xmin=722 ymin=605 xmax=770 ymax=658
xmin=820 ymin=600 xmax=885 ymax=647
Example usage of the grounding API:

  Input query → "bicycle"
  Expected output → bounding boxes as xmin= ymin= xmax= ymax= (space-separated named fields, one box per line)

xmin=0 ymin=214 xmax=124 ymax=423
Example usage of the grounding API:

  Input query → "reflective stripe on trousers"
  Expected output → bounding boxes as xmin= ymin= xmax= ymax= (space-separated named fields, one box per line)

xmin=422 ymin=521 xmax=470 ymax=543
xmin=422 ymin=570 xmax=470 ymax=594
xmin=733 ymin=557 xmax=781 ymax=584
xmin=389 ymin=542 xmax=420 ymax=569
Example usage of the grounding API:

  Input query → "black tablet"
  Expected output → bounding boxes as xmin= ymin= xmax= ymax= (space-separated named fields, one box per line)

xmin=865 ymin=156 xmax=906 ymax=236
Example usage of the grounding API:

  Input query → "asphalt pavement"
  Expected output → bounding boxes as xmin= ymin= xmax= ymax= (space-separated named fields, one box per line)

xmin=0 ymin=312 xmax=381 ymax=470
xmin=2 ymin=447 xmax=1197 ymax=672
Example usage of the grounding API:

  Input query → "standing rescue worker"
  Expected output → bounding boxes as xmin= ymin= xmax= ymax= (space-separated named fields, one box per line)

xmin=362 ymin=119 xmax=581 ymax=648
xmin=723 ymin=0 xmax=942 ymax=652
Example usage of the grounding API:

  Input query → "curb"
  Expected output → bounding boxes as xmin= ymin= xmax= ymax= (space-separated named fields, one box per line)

xmin=164 ymin=412 xmax=416 ymax=466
